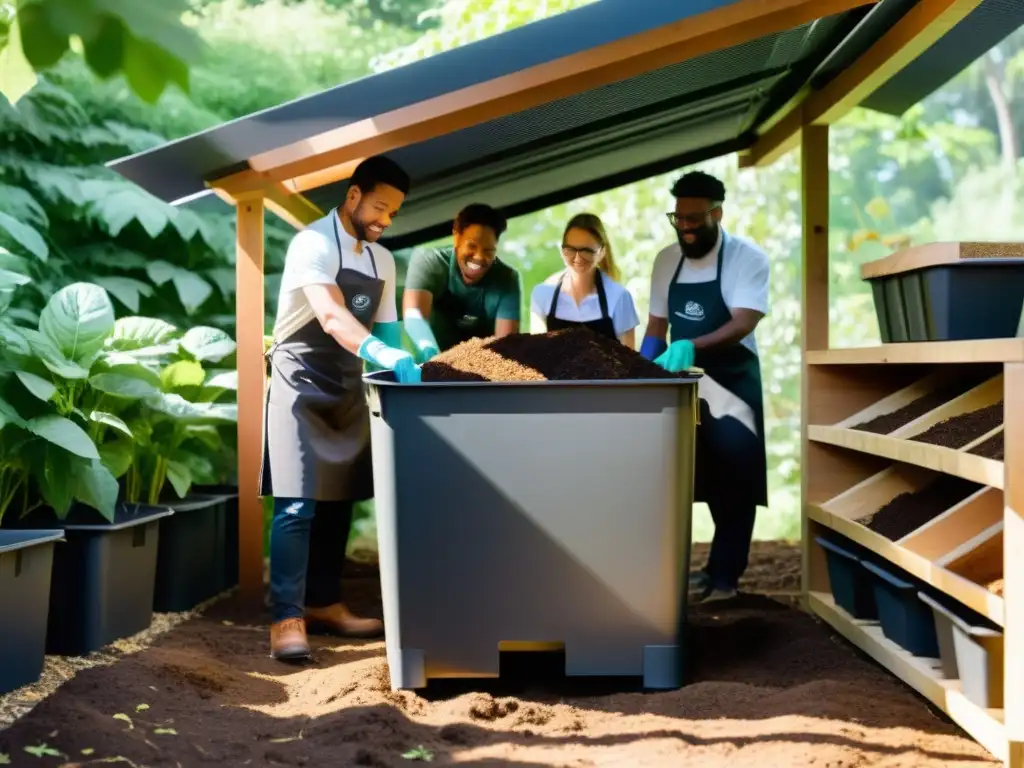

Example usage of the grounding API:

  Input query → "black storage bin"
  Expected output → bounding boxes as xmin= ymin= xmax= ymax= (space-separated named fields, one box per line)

xmin=918 ymin=591 xmax=1004 ymax=709
xmin=861 ymin=560 xmax=938 ymax=657
xmin=193 ymin=484 xmax=239 ymax=591
xmin=867 ymin=258 xmax=1024 ymax=342
xmin=0 ymin=531 xmax=63 ymax=693
xmin=154 ymin=495 xmax=227 ymax=612
xmin=15 ymin=504 xmax=172 ymax=655
xmin=815 ymin=535 xmax=877 ymax=620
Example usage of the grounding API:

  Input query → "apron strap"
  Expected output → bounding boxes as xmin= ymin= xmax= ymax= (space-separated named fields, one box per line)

xmin=332 ymin=209 xmax=380 ymax=279
xmin=595 ymin=269 xmax=610 ymax=319
xmin=547 ymin=272 xmax=567 ymax=321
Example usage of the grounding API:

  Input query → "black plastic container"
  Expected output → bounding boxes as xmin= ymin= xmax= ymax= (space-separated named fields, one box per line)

xmin=867 ymin=258 xmax=1024 ymax=342
xmin=918 ymin=591 xmax=1004 ymax=708
xmin=861 ymin=560 xmax=938 ymax=657
xmin=154 ymin=495 xmax=227 ymax=612
xmin=193 ymin=484 xmax=239 ymax=591
xmin=15 ymin=504 xmax=173 ymax=655
xmin=0 ymin=530 xmax=63 ymax=693
xmin=815 ymin=535 xmax=877 ymax=620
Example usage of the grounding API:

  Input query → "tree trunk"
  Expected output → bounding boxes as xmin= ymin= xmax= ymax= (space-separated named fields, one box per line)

xmin=983 ymin=52 xmax=1019 ymax=170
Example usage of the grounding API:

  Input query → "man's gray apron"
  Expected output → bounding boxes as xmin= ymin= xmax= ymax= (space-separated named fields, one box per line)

xmin=259 ymin=211 xmax=383 ymax=501
xmin=666 ymin=231 xmax=768 ymax=509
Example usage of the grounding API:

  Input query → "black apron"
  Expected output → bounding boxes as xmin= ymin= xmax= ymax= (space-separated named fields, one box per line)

xmin=259 ymin=211 xmax=383 ymax=501
xmin=544 ymin=270 xmax=617 ymax=340
xmin=431 ymin=251 xmax=498 ymax=349
xmin=667 ymin=232 xmax=768 ymax=508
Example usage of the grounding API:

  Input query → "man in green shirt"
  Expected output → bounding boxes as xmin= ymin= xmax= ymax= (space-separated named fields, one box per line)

xmin=402 ymin=203 xmax=522 ymax=360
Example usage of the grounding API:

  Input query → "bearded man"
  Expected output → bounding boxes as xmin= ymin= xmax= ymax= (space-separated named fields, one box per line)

xmin=640 ymin=170 xmax=771 ymax=604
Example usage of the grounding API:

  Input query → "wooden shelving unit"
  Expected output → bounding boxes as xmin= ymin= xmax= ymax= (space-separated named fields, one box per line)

xmin=799 ymin=232 xmax=1023 ymax=766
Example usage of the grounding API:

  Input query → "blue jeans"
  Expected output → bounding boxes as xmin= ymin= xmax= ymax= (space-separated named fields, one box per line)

xmin=270 ymin=497 xmax=354 ymax=622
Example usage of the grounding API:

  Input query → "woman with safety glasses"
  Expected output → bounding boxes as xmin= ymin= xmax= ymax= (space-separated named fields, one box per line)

xmin=529 ymin=212 xmax=639 ymax=347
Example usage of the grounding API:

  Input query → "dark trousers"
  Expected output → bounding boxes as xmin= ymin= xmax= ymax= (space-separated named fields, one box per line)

xmin=703 ymin=501 xmax=757 ymax=590
xmin=269 ymin=497 xmax=353 ymax=622
xmin=694 ymin=401 xmax=761 ymax=591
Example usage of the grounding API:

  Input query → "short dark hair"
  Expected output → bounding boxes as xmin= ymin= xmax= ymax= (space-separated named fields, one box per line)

xmin=670 ymin=171 xmax=726 ymax=202
xmin=348 ymin=155 xmax=411 ymax=197
xmin=454 ymin=203 xmax=507 ymax=238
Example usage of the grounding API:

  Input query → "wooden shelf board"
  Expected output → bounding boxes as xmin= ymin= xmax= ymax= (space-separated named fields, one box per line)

xmin=806 ymin=340 xmax=1024 ymax=365
xmin=808 ymin=506 xmax=1004 ymax=626
xmin=808 ymin=592 xmax=1007 ymax=763
xmin=807 ymin=425 xmax=1004 ymax=490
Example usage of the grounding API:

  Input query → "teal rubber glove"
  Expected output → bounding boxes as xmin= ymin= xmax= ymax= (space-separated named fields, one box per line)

xmin=653 ymin=339 xmax=695 ymax=373
xmin=403 ymin=315 xmax=441 ymax=363
xmin=357 ymin=335 xmax=421 ymax=383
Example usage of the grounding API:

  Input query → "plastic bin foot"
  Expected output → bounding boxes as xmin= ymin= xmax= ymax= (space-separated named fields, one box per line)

xmin=388 ymin=648 xmax=426 ymax=691
xmin=642 ymin=644 xmax=683 ymax=689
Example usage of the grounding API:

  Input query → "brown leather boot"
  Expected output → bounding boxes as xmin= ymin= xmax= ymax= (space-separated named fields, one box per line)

xmin=305 ymin=603 xmax=384 ymax=638
xmin=270 ymin=618 xmax=311 ymax=660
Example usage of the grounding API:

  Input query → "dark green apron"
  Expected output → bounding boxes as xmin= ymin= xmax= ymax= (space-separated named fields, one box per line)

xmin=430 ymin=252 xmax=498 ymax=350
xmin=667 ymin=232 xmax=768 ymax=508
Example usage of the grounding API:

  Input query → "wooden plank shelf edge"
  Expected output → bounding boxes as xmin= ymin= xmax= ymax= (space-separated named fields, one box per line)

xmin=808 ymin=506 xmax=1005 ymax=625
xmin=807 ymin=425 xmax=1004 ymax=489
xmin=807 ymin=339 xmax=1024 ymax=365
xmin=808 ymin=591 xmax=1007 ymax=763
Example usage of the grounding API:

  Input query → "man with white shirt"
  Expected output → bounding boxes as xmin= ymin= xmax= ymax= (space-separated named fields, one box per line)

xmin=640 ymin=170 xmax=769 ymax=603
xmin=260 ymin=155 xmax=419 ymax=661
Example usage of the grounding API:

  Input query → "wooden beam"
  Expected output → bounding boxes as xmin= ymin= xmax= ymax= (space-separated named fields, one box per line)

xmin=236 ymin=197 xmax=266 ymax=604
xmin=740 ymin=0 xmax=983 ymax=168
xmin=800 ymin=124 xmax=830 ymax=603
xmin=210 ymin=0 xmax=873 ymax=192
xmin=1005 ymin=363 xmax=1024 ymax=761
xmin=212 ymin=183 xmax=322 ymax=231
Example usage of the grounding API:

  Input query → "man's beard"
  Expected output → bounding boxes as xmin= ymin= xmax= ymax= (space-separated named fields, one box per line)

xmin=350 ymin=209 xmax=370 ymax=241
xmin=677 ymin=223 xmax=718 ymax=260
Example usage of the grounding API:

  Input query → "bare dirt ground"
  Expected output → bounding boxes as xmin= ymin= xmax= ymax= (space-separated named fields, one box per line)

xmin=0 ymin=541 xmax=997 ymax=767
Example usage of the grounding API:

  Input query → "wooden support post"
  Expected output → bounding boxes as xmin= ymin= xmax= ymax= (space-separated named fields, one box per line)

xmin=800 ymin=121 xmax=830 ymax=601
xmin=236 ymin=196 xmax=266 ymax=604
xmin=1005 ymin=363 xmax=1024 ymax=768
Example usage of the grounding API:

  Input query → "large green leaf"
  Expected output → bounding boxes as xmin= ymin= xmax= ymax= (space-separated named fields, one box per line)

xmin=0 ymin=210 xmax=47 ymax=261
xmin=205 ymin=369 xmax=238 ymax=391
xmin=160 ymin=360 xmax=204 ymax=391
xmin=39 ymin=282 xmax=114 ymax=363
xmin=72 ymin=243 xmax=149 ymax=271
xmin=146 ymin=261 xmax=213 ymax=314
xmin=165 ymin=458 xmax=192 ymax=498
xmin=0 ymin=320 xmax=30 ymax=356
xmin=92 ymin=0 xmax=204 ymax=63
xmin=89 ymin=372 xmax=159 ymax=399
xmin=89 ymin=410 xmax=132 ymax=438
xmin=0 ymin=267 xmax=32 ymax=290
xmin=73 ymin=458 xmax=118 ymax=521
xmin=108 ymin=316 xmax=178 ymax=351
xmin=79 ymin=179 xmax=171 ymax=238
xmin=181 ymin=326 xmax=236 ymax=363
xmin=93 ymin=354 xmax=162 ymax=388
xmin=94 ymin=276 xmax=153 ymax=313
xmin=23 ymin=328 xmax=90 ymax=379
xmin=99 ymin=438 xmax=133 ymax=479
xmin=15 ymin=370 xmax=55 ymax=402
xmin=0 ymin=394 xmax=23 ymax=430
xmin=0 ymin=184 xmax=48 ymax=228
xmin=146 ymin=392 xmax=236 ymax=424
xmin=38 ymin=443 xmax=74 ymax=518
xmin=26 ymin=414 xmax=100 ymax=459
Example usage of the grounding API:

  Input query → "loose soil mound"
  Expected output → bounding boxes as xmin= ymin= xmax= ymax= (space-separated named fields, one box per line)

xmin=0 ymin=542 xmax=995 ymax=767
xmin=421 ymin=328 xmax=685 ymax=382
xmin=858 ymin=475 xmax=981 ymax=540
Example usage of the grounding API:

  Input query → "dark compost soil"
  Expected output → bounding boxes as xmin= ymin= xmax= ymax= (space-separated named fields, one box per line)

xmin=857 ymin=475 xmax=981 ymax=541
xmin=909 ymin=402 xmax=1003 ymax=449
xmin=968 ymin=431 xmax=1005 ymax=460
xmin=0 ymin=542 xmax=996 ymax=767
xmin=421 ymin=328 xmax=686 ymax=383
xmin=848 ymin=372 xmax=992 ymax=435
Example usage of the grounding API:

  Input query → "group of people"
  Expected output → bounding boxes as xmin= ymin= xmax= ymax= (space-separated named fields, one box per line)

xmin=260 ymin=155 xmax=771 ymax=662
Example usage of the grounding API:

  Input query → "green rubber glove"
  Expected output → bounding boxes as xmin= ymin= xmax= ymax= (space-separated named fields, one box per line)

xmin=653 ymin=340 xmax=695 ymax=373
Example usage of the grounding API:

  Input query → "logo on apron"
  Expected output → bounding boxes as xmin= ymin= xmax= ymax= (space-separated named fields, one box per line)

xmin=681 ymin=300 xmax=704 ymax=321
xmin=456 ymin=314 xmax=479 ymax=328
xmin=351 ymin=294 xmax=371 ymax=311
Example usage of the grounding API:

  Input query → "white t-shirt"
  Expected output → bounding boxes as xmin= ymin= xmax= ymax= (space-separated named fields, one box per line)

xmin=530 ymin=271 xmax=640 ymax=337
xmin=273 ymin=212 xmax=398 ymax=340
xmin=648 ymin=228 xmax=769 ymax=356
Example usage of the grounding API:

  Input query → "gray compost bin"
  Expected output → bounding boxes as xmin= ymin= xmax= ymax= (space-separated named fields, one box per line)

xmin=364 ymin=370 xmax=701 ymax=691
